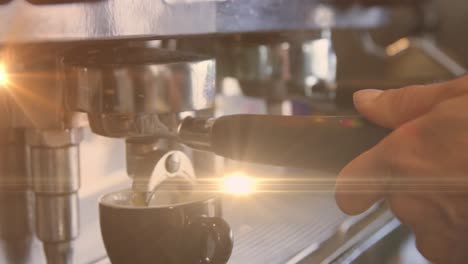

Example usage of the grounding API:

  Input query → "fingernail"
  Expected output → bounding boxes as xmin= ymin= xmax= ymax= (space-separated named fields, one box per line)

xmin=353 ymin=89 xmax=383 ymax=107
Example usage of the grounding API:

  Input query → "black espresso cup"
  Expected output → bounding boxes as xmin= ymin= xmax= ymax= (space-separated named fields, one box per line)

xmin=99 ymin=189 xmax=233 ymax=264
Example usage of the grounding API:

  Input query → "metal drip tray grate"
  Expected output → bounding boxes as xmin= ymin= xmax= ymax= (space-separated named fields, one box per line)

xmin=223 ymin=193 xmax=348 ymax=264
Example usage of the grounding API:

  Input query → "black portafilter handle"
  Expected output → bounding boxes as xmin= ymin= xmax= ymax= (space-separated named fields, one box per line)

xmin=178 ymin=115 xmax=391 ymax=171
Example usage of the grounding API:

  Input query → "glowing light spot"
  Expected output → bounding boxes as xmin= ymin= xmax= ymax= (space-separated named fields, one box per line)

xmin=0 ymin=64 xmax=7 ymax=87
xmin=221 ymin=172 xmax=256 ymax=196
xmin=340 ymin=118 xmax=363 ymax=128
xmin=386 ymin=38 xmax=410 ymax=57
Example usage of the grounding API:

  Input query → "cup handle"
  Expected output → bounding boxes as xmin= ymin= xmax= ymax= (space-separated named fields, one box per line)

xmin=189 ymin=216 xmax=233 ymax=264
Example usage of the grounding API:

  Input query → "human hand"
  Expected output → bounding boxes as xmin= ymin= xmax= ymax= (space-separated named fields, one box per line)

xmin=335 ymin=76 xmax=468 ymax=263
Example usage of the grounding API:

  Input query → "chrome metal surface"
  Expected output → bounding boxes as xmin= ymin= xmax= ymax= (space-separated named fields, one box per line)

xmin=64 ymin=46 xmax=216 ymax=115
xmin=125 ymin=137 xmax=195 ymax=204
xmin=26 ymin=128 xmax=84 ymax=149
xmin=217 ymin=32 xmax=337 ymax=100
xmin=0 ymin=0 xmax=389 ymax=43
xmin=29 ymin=145 xmax=80 ymax=194
xmin=0 ymin=191 xmax=33 ymax=264
xmin=131 ymin=149 xmax=195 ymax=194
xmin=0 ymin=129 xmax=33 ymax=264
xmin=86 ymin=113 xmax=176 ymax=138
xmin=290 ymin=31 xmax=337 ymax=98
xmin=43 ymin=241 xmax=73 ymax=264
xmin=361 ymin=35 xmax=467 ymax=77
xmin=226 ymin=41 xmax=290 ymax=82
xmin=125 ymin=137 xmax=168 ymax=182
xmin=345 ymin=226 xmax=430 ymax=264
xmin=178 ymin=116 xmax=214 ymax=152
xmin=410 ymin=37 xmax=467 ymax=76
xmin=332 ymin=218 xmax=402 ymax=263
xmin=35 ymin=194 xmax=79 ymax=243
xmin=165 ymin=152 xmax=181 ymax=173
xmin=64 ymin=46 xmax=216 ymax=138
xmin=296 ymin=204 xmax=395 ymax=263
xmin=25 ymin=128 xmax=82 ymax=264
xmin=0 ymin=128 xmax=28 ymax=190
xmin=36 ymin=194 xmax=78 ymax=264
xmin=220 ymin=176 xmax=348 ymax=264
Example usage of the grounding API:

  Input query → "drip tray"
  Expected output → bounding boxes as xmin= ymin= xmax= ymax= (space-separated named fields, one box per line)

xmin=223 ymin=192 xmax=348 ymax=264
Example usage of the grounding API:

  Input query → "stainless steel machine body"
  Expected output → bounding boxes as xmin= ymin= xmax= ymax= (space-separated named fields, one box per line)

xmin=0 ymin=0 xmax=463 ymax=263
xmin=63 ymin=46 xmax=216 ymax=138
xmin=0 ymin=0 xmax=390 ymax=42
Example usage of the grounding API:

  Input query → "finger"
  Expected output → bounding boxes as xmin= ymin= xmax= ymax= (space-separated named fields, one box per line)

xmin=335 ymin=122 xmax=423 ymax=215
xmin=415 ymin=233 xmax=455 ymax=264
xmin=388 ymin=194 xmax=441 ymax=234
xmin=392 ymin=194 xmax=457 ymax=263
xmin=335 ymin=143 xmax=389 ymax=215
xmin=353 ymin=76 xmax=468 ymax=129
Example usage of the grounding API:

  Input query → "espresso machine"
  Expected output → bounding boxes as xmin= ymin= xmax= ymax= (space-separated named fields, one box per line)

xmin=0 ymin=0 xmax=465 ymax=263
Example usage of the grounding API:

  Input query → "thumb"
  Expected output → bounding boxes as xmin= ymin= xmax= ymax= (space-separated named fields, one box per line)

xmin=353 ymin=77 xmax=468 ymax=129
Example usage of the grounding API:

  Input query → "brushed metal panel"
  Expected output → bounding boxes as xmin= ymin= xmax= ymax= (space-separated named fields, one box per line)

xmin=0 ymin=0 xmax=388 ymax=43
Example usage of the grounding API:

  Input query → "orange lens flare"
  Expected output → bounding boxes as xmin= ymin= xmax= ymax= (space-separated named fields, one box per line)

xmin=0 ymin=64 xmax=7 ymax=87
xmin=221 ymin=172 xmax=256 ymax=196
